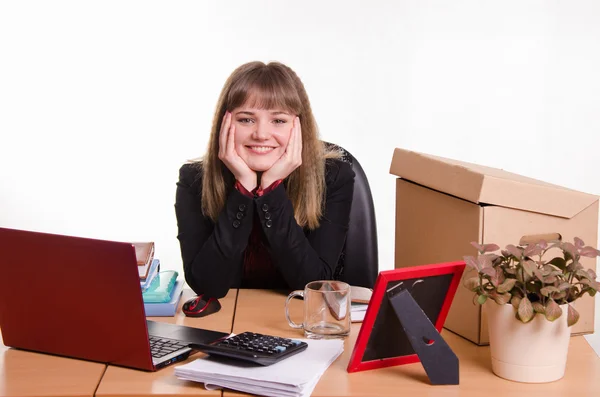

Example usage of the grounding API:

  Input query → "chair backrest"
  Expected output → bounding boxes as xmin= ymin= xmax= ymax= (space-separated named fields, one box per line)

xmin=327 ymin=143 xmax=379 ymax=288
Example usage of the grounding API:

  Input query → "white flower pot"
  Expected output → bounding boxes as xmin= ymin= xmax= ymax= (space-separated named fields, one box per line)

xmin=485 ymin=302 xmax=570 ymax=383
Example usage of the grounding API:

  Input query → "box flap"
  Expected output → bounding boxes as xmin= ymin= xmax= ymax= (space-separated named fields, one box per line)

xmin=389 ymin=148 xmax=598 ymax=218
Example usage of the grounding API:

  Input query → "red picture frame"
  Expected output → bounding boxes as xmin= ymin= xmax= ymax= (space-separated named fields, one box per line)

xmin=347 ymin=261 xmax=465 ymax=373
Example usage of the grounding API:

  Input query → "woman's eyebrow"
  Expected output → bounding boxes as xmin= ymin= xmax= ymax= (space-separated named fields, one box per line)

xmin=235 ymin=110 xmax=255 ymax=116
xmin=270 ymin=111 xmax=291 ymax=116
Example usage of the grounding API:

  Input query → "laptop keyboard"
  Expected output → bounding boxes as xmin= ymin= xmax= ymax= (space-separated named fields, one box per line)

xmin=149 ymin=336 xmax=189 ymax=359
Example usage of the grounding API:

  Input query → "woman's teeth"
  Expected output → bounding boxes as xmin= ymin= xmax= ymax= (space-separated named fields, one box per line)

xmin=249 ymin=146 xmax=274 ymax=153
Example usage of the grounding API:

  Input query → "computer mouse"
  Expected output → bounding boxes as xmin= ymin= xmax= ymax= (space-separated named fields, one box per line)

xmin=182 ymin=295 xmax=222 ymax=318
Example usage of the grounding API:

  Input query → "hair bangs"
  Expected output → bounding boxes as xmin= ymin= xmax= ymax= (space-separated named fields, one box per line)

xmin=227 ymin=66 xmax=302 ymax=114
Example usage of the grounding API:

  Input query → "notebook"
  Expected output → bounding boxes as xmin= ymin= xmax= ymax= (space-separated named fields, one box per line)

xmin=143 ymin=271 xmax=179 ymax=303
xmin=0 ymin=227 xmax=228 ymax=371
xmin=144 ymin=279 xmax=185 ymax=316
xmin=140 ymin=259 xmax=161 ymax=292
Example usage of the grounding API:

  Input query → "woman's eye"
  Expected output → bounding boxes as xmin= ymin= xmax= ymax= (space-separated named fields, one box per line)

xmin=237 ymin=118 xmax=254 ymax=124
xmin=273 ymin=119 xmax=287 ymax=124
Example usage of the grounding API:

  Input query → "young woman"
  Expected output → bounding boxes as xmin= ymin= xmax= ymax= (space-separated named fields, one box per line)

xmin=175 ymin=61 xmax=355 ymax=299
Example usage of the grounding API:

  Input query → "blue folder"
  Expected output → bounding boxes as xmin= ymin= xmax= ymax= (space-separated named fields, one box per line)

xmin=143 ymin=279 xmax=184 ymax=317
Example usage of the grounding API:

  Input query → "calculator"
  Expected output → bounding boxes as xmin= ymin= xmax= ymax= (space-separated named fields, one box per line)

xmin=190 ymin=331 xmax=308 ymax=366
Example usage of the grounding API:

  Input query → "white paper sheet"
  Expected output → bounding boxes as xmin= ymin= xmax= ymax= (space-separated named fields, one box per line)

xmin=175 ymin=338 xmax=344 ymax=397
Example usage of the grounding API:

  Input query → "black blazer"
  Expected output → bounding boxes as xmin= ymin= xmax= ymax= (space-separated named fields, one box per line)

xmin=175 ymin=159 xmax=355 ymax=298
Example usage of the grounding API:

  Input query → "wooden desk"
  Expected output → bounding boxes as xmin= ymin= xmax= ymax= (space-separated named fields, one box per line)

xmin=0 ymin=332 xmax=106 ymax=397
xmin=95 ymin=288 xmax=237 ymax=397
xmin=227 ymin=289 xmax=600 ymax=397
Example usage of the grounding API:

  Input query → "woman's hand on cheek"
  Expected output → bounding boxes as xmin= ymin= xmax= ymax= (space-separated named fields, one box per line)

xmin=218 ymin=112 xmax=257 ymax=191
xmin=261 ymin=117 xmax=302 ymax=189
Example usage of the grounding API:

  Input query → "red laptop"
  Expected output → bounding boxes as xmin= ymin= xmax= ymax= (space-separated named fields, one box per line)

xmin=0 ymin=227 xmax=228 ymax=371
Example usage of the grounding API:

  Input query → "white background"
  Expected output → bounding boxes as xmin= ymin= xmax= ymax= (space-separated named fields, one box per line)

xmin=1 ymin=1 xmax=599 ymax=350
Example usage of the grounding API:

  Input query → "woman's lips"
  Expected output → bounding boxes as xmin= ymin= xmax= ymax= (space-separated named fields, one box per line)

xmin=246 ymin=146 xmax=276 ymax=154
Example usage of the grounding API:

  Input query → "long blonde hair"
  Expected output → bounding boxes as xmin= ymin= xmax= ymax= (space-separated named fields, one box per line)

xmin=200 ymin=61 xmax=339 ymax=230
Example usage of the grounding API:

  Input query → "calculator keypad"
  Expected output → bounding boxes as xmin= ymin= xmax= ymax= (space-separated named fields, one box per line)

xmin=193 ymin=331 xmax=308 ymax=366
xmin=216 ymin=332 xmax=302 ymax=355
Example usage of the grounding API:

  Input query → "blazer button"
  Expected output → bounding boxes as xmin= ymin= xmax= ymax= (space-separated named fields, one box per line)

xmin=264 ymin=212 xmax=271 ymax=220
xmin=238 ymin=204 xmax=246 ymax=212
xmin=261 ymin=204 xmax=269 ymax=212
xmin=233 ymin=220 xmax=241 ymax=228
xmin=236 ymin=212 xmax=244 ymax=220
xmin=265 ymin=220 xmax=273 ymax=228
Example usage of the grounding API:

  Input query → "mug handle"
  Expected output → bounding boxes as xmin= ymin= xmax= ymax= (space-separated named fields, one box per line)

xmin=285 ymin=290 xmax=304 ymax=329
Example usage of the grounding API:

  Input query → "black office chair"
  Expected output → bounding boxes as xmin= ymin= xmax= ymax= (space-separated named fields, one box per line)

xmin=326 ymin=143 xmax=379 ymax=288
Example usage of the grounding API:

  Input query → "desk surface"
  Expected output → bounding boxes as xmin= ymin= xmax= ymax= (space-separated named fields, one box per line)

xmin=227 ymin=289 xmax=600 ymax=397
xmin=95 ymin=288 xmax=237 ymax=397
xmin=0 ymin=332 xmax=106 ymax=397
xmin=2 ymin=288 xmax=599 ymax=397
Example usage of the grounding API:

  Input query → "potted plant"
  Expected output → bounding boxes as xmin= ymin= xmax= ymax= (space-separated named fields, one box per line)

xmin=463 ymin=235 xmax=600 ymax=383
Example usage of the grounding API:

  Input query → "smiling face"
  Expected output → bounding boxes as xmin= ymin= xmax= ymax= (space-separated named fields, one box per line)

xmin=232 ymin=106 xmax=295 ymax=172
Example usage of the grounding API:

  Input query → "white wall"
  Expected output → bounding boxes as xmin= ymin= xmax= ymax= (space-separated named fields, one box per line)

xmin=1 ymin=1 xmax=599 ymax=340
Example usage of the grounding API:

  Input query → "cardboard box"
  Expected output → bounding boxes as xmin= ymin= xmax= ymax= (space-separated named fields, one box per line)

xmin=389 ymin=148 xmax=599 ymax=345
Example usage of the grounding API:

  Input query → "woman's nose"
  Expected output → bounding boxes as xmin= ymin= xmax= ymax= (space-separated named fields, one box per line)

xmin=252 ymin=120 xmax=270 ymax=140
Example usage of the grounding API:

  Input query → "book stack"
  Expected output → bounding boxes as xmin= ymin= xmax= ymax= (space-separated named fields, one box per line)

xmin=133 ymin=242 xmax=184 ymax=317
xmin=135 ymin=242 xmax=156 ymax=282
xmin=350 ymin=286 xmax=372 ymax=323
xmin=175 ymin=338 xmax=344 ymax=397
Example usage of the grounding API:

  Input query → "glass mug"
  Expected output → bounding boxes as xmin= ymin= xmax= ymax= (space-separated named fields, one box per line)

xmin=284 ymin=280 xmax=351 ymax=339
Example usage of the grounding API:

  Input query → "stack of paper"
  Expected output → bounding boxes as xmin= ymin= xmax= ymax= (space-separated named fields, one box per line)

xmin=350 ymin=286 xmax=371 ymax=323
xmin=351 ymin=302 xmax=369 ymax=322
xmin=175 ymin=338 xmax=344 ymax=397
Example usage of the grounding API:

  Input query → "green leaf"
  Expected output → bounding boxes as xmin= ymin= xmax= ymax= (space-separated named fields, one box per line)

xmin=526 ymin=281 xmax=540 ymax=293
xmin=470 ymin=242 xmax=484 ymax=252
xmin=516 ymin=269 xmax=524 ymax=283
xmin=541 ymin=286 xmax=560 ymax=297
xmin=490 ymin=267 xmax=505 ymax=287
xmin=463 ymin=277 xmax=480 ymax=291
xmin=567 ymin=260 xmax=583 ymax=272
xmin=464 ymin=255 xmax=480 ymax=270
xmin=481 ymin=267 xmax=495 ymax=277
xmin=524 ymin=244 xmax=542 ymax=257
xmin=567 ymin=304 xmax=580 ymax=327
xmin=574 ymin=237 xmax=585 ymax=248
xmin=518 ymin=297 xmax=534 ymax=323
xmin=482 ymin=243 xmax=500 ymax=253
xmin=580 ymin=246 xmax=600 ymax=258
xmin=523 ymin=260 xmax=537 ymax=277
xmin=533 ymin=268 xmax=545 ymax=282
xmin=532 ymin=301 xmax=545 ymax=314
xmin=576 ymin=269 xmax=593 ymax=280
xmin=537 ymin=240 xmax=548 ymax=249
xmin=548 ymin=257 xmax=567 ymax=270
xmin=544 ymin=275 xmax=558 ymax=283
xmin=490 ymin=292 xmax=511 ymax=305
xmin=557 ymin=282 xmax=571 ymax=291
xmin=562 ymin=242 xmax=578 ymax=258
xmin=479 ymin=255 xmax=491 ymax=269
xmin=497 ymin=278 xmax=517 ymax=293
xmin=554 ymin=291 xmax=567 ymax=300
xmin=477 ymin=294 xmax=488 ymax=305
xmin=511 ymin=295 xmax=521 ymax=309
xmin=545 ymin=299 xmax=562 ymax=321
xmin=506 ymin=244 xmax=523 ymax=258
